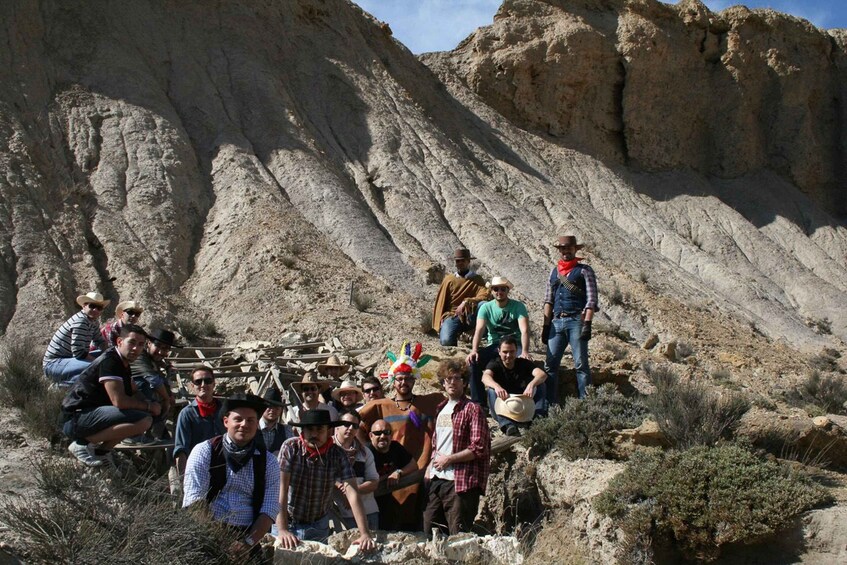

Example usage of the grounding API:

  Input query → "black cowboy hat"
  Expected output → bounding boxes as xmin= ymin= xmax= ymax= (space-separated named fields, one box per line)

xmin=291 ymin=409 xmax=344 ymax=428
xmin=262 ymin=386 xmax=285 ymax=407
xmin=221 ymin=393 xmax=268 ymax=416
xmin=147 ymin=328 xmax=183 ymax=348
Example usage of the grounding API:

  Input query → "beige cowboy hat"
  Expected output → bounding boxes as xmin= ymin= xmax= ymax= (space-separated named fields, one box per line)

xmin=291 ymin=372 xmax=331 ymax=393
xmin=486 ymin=276 xmax=514 ymax=290
xmin=552 ymin=235 xmax=585 ymax=250
xmin=494 ymin=395 xmax=535 ymax=423
xmin=317 ymin=354 xmax=350 ymax=376
xmin=76 ymin=291 xmax=110 ymax=308
xmin=115 ymin=300 xmax=144 ymax=317
xmin=331 ymin=379 xmax=364 ymax=402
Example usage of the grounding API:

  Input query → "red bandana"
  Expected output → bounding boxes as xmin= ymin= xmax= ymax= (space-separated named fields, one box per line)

xmin=196 ymin=398 xmax=217 ymax=418
xmin=557 ymin=258 xmax=580 ymax=276
xmin=301 ymin=436 xmax=335 ymax=458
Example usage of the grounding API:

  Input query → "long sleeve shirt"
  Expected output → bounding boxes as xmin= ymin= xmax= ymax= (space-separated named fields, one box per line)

xmin=543 ymin=264 xmax=599 ymax=312
xmin=431 ymin=396 xmax=490 ymax=493
xmin=44 ymin=311 xmax=106 ymax=365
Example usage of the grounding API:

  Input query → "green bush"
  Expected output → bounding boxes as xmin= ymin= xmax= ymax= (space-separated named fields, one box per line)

xmin=0 ymin=339 xmax=45 ymax=408
xmin=787 ymin=371 xmax=847 ymax=415
xmin=646 ymin=364 xmax=750 ymax=448
xmin=596 ymin=444 xmax=832 ymax=562
xmin=524 ymin=384 xmax=649 ymax=459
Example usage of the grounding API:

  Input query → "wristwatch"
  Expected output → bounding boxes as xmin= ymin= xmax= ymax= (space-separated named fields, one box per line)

xmin=244 ymin=535 xmax=255 ymax=547
xmin=395 ymin=469 xmax=403 ymax=478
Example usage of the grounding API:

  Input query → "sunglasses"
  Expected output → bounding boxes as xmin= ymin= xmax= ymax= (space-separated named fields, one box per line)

xmin=124 ymin=310 xmax=142 ymax=316
xmin=491 ymin=286 xmax=509 ymax=292
xmin=339 ymin=421 xmax=360 ymax=429
xmin=363 ymin=387 xmax=380 ymax=394
xmin=86 ymin=303 xmax=104 ymax=310
xmin=301 ymin=386 xmax=318 ymax=392
xmin=370 ymin=430 xmax=391 ymax=437
xmin=193 ymin=378 xmax=214 ymax=386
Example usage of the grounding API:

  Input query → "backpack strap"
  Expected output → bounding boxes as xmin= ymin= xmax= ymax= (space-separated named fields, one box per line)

xmin=206 ymin=435 xmax=227 ymax=504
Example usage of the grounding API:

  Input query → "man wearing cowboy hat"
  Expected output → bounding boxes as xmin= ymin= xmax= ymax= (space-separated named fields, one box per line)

xmin=431 ymin=248 xmax=491 ymax=346
xmin=259 ymin=386 xmax=293 ymax=457
xmin=331 ymin=379 xmax=364 ymax=413
xmin=482 ymin=336 xmax=548 ymax=436
xmin=43 ymin=291 xmax=110 ymax=383
xmin=542 ymin=235 xmax=599 ymax=401
xmin=287 ymin=372 xmax=338 ymax=424
xmin=466 ymin=276 xmax=531 ymax=406
xmin=101 ymin=300 xmax=144 ymax=349
xmin=174 ymin=366 xmax=225 ymax=476
xmin=183 ymin=393 xmax=280 ymax=559
xmin=129 ymin=328 xmax=180 ymax=441
xmin=277 ymin=409 xmax=376 ymax=551
xmin=317 ymin=354 xmax=350 ymax=380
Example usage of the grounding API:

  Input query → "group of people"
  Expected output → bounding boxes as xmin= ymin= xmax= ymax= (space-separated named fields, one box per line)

xmin=42 ymin=234 xmax=598 ymax=557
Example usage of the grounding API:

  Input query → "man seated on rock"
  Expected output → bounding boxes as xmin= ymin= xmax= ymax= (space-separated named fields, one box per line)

xmin=287 ymin=372 xmax=338 ymax=423
xmin=101 ymin=300 xmax=144 ymax=349
xmin=61 ymin=324 xmax=160 ymax=466
xmin=44 ymin=291 xmax=110 ymax=384
xmin=481 ymin=336 xmax=547 ymax=436
xmin=129 ymin=328 xmax=179 ymax=441
xmin=360 ymin=376 xmax=385 ymax=406
xmin=182 ymin=394 xmax=280 ymax=560
xmin=277 ymin=409 xmax=375 ymax=550
xmin=424 ymin=359 xmax=490 ymax=536
xmin=331 ymin=379 xmax=364 ymax=413
xmin=259 ymin=385 xmax=293 ymax=457
xmin=174 ymin=366 xmax=225 ymax=476
xmin=431 ymin=248 xmax=490 ymax=346
xmin=367 ymin=419 xmax=419 ymax=531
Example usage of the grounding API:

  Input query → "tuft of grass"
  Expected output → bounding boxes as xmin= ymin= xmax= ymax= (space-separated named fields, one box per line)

xmin=351 ymin=289 xmax=373 ymax=312
xmin=0 ymin=339 xmax=44 ymax=408
xmin=595 ymin=322 xmax=633 ymax=343
xmin=605 ymin=342 xmax=629 ymax=361
xmin=419 ymin=307 xmax=433 ymax=334
xmin=607 ymin=284 xmax=624 ymax=306
xmin=176 ymin=315 xmax=219 ymax=344
xmin=786 ymin=371 xmax=847 ymax=415
xmin=805 ymin=317 xmax=832 ymax=335
xmin=279 ymin=255 xmax=297 ymax=268
xmin=523 ymin=384 xmax=649 ymax=460
xmin=809 ymin=349 xmax=840 ymax=373
xmin=597 ymin=445 xmax=832 ymax=562
xmin=645 ymin=364 xmax=750 ymax=449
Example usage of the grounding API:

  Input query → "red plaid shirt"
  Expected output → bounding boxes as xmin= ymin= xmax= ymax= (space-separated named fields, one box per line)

xmin=432 ymin=396 xmax=490 ymax=493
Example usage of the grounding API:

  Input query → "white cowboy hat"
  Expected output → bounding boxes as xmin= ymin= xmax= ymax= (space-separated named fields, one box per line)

xmin=317 ymin=354 xmax=350 ymax=376
xmin=115 ymin=300 xmax=144 ymax=317
xmin=291 ymin=372 xmax=332 ymax=393
xmin=486 ymin=276 xmax=514 ymax=290
xmin=76 ymin=292 xmax=110 ymax=308
xmin=330 ymin=379 xmax=364 ymax=402
xmin=494 ymin=395 xmax=535 ymax=423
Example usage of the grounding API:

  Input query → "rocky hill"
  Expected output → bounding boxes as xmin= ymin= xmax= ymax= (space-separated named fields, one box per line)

xmin=0 ymin=0 xmax=844 ymax=369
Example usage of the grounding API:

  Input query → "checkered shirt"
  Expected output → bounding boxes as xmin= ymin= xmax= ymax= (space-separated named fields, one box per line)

xmin=279 ymin=437 xmax=354 ymax=523
xmin=432 ymin=396 xmax=490 ymax=493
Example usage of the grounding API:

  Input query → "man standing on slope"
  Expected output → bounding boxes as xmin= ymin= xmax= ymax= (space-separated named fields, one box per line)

xmin=542 ymin=235 xmax=599 ymax=402
xmin=432 ymin=248 xmax=490 ymax=346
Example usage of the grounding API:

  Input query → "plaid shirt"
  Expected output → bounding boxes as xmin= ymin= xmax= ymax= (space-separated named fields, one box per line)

xmin=543 ymin=265 xmax=599 ymax=312
xmin=182 ymin=439 xmax=281 ymax=527
xmin=279 ymin=437 xmax=354 ymax=523
xmin=431 ymin=396 xmax=490 ymax=493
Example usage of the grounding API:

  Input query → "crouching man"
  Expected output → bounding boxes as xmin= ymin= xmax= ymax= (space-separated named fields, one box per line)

xmin=182 ymin=393 xmax=280 ymax=559
xmin=424 ymin=359 xmax=490 ymax=535
xmin=277 ymin=410 xmax=375 ymax=551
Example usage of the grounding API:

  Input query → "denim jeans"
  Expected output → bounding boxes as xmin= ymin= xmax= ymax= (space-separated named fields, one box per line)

xmin=545 ymin=316 xmax=590 ymax=402
xmin=487 ymin=386 xmax=547 ymax=429
xmin=439 ymin=315 xmax=476 ymax=346
xmin=289 ymin=513 xmax=330 ymax=543
xmin=469 ymin=342 xmax=521 ymax=406
xmin=43 ymin=357 xmax=92 ymax=384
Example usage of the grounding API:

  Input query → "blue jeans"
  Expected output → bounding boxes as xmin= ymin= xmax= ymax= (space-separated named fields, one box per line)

xmin=487 ymin=387 xmax=547 ymax=429
xmin=336 ymin=512 xmax=379 ymax=533
xmin=545 ymin=317 xmax=591 ymax=402
xmin=289 ymin=514 xmax=330 ymax=543
xmin=469 ymin=342 xmax=521 ymax=406
xmin=439 ymin=315 xmax=476 ymax=346
xmin=44 ymin=357 xmax=92 ymax=384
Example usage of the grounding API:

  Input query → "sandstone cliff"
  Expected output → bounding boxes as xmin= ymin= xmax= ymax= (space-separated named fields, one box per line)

xmin=0 ymin=0 xmax=844 ymax=364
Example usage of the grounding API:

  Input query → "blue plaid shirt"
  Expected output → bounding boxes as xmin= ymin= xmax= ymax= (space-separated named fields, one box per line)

xmin=182 ymin=438 xmax=281 ymax=527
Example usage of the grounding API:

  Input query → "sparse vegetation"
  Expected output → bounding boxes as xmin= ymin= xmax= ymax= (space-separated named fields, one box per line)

xmin=418 ymin=307 xmax=433 ymax=334
xmin=279 ymin=255 xmax=297 ymax=268
xmin=808 ymin=348 xmax=841 ymax=373
xmin=596 ymin=444 xmax=832 ymax=562
xmin=176 ymin=315 xmax=219 ymax=343
xmin=524 ymin=384 xmax=649 ymax=459
xmin=595 ymin=321 xmax=632 ymax=342
xmin=805 ymin=317 xmax=832 ymax=335
xmin=604 ymin=342 xmax=628 ymax=361
xmin=351 ymin=288 xmax=373 ymax=312
xmin=0 ymin=341 xmax=63 ymax=441
xmin=786 ymin=371 xmax=847 ymax=415
xmin=645 ymin=364 xmax=750 ymax=449
xmin=675 ymin=341 xmax=694 ymax=360
xmin=607 ymin=284 xmax=624 ymax=306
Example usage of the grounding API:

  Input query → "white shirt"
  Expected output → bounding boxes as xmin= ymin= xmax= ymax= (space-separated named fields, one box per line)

xmin=431 ymin=399 xmax=457 ymax=481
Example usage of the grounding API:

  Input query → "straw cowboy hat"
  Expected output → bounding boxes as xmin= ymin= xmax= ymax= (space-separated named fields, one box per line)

xmin=486 ymin=276 xmax=514 ymax=290
xmin=291 ymin=409 xmax=344 ymax=428
xmin=494 ymin=395 xmax=535 ymax=423
xmin=76 ymin=291 xmax=110 ymax=308
xmin=317 ymin=354 xmax=350 ymax=376
xmin=552 ymin=235 xmax=585 ymax=250
xmin=331 ymin=379 xmax=364 ymax=403
xmin=115 ymin=300 xmax=144 ymax=317
xmin=291 ymin=372 xmax=331 ymax=393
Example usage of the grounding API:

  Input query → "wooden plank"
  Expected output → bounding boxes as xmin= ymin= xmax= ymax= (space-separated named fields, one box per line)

xmin=274 ymin=348 xmax=375 ymax=362
xmin=491 ymin=435 xmax=522 ymax=454
xmin=114 ymin=442 xmax=175 ymax=451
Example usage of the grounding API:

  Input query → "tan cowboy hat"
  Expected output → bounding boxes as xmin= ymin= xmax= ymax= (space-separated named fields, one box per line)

xmin=494 ymin=395 xmax=535 ymax=423
xmin=291 ymin=372 xmax=331 ymax=393
xmin=331 ymin=379 xmax=364 ymax=402
xmin=486 ymin=276 xmax=514 ymax=290
xmin=115 ymin=300 xmax=144 ymax=317
xmin=317 ymin=354 xmax=350 ymax=375
xmin=76 ymin=291 xmax=110 ymax=308
xmin=552 ymin=235 xmax=585 ymax=250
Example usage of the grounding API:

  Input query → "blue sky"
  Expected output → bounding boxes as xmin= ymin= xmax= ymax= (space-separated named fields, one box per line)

xmin=355 ymin=1 xmax=847 ymax=54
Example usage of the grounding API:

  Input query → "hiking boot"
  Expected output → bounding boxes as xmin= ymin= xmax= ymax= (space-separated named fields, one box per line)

xmin=68 ymin=441 xmax=105 ymax=467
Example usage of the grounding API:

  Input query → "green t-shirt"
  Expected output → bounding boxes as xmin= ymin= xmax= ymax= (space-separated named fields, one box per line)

xmin=477 ymin=299 xmax=528 ymax=345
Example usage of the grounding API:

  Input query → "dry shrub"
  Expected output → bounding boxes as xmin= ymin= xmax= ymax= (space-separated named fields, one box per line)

xmin=0 ymin=339 xmax=44 ymax=408
xmin=524 ymin=508 xmax=589 ymax=565
xmin=646 ymin=364 xmax=749 ymax=449
xmin=176 ymin=315 xmax=219 ymax=343
xmin=351 ymin=288 xmax=373 ymax=312
xmin=787 ymin=370 xmax=847 ymax=415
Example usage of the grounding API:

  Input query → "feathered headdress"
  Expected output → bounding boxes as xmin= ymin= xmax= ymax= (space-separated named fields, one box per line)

xmin=381 ymin=341 xmax=432 ymax=382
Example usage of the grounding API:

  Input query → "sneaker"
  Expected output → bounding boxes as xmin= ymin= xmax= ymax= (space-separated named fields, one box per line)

xmin=120 ymin=435 xmax=159 ymax=447
xmin=68 ymin=441 xmax=105 ymax=467
xmin=503 ymin=425 xmax=521 ymax=437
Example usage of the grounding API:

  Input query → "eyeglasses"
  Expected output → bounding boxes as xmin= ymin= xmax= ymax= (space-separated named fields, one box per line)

xmin=370 ymin=430 xmax=391 ymax=437
xmin=394 ymin=376 xmax=414 ymax=382
xmin=363 ymin=387 xmax=380 ymax=395
xmin=301 ymin=386 xmax=318 ymax=392
xmin=339 ymin=421 xmax=360 ymax=429
xmin=442 ymin=375 xmax=464 ymax=382
xmin=491 ymin=286 xmax=509 ymax=292
xmin=124 ymin=310 xmax=141 ymax=317
xmin=193 ymin=378 xmax=214 ymax=386
xmin=86 ymin=303 xmax=104 ymax=310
